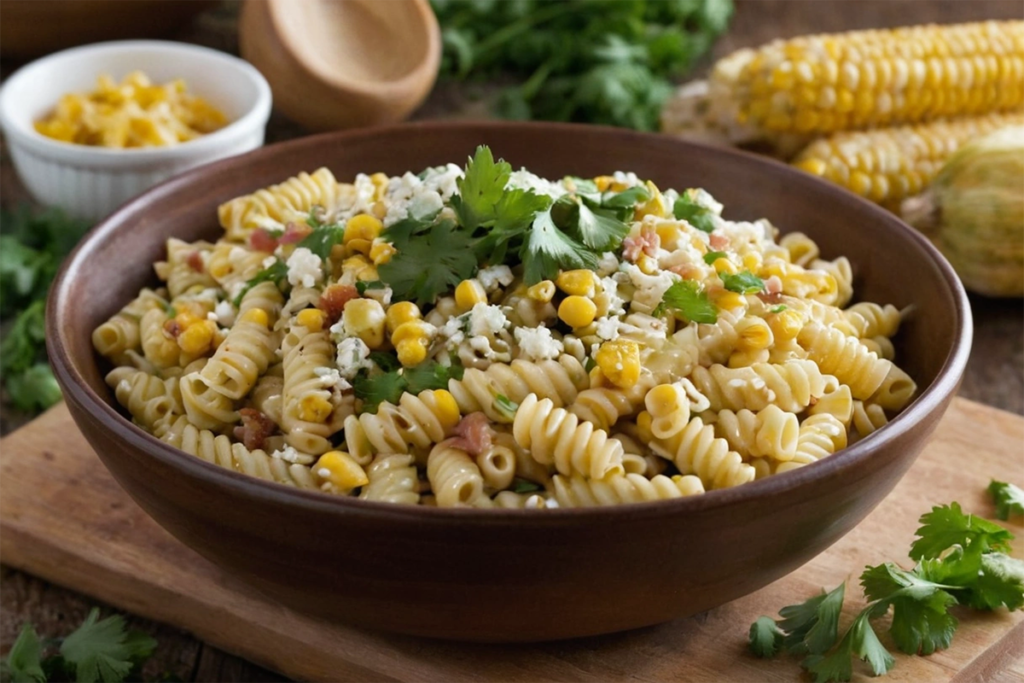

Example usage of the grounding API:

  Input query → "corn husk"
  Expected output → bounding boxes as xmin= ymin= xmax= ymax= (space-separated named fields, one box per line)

xmin=902 ymin=126 xmax=1024 ymax=297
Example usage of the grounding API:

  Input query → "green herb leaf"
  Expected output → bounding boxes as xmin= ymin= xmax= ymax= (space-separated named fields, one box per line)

xmin=570 ymin=203 xmax=630 ymax=251
xmin=748 ymin=616 xmax=785 ymax=658
xmin=657 ymin=280 xmax=717 ymax=324
xmin=352 ymin=372 xmax=406 ymax=414
xmin=474 ymin=188 xmax=552 ymax=265
xmin=909 ymin=502 xmax=1013 ymax=561
xmin=803 ymin=610 xmax=894 ymax=683
xmin=601 ymin=184 xmax=650 ymax=210
xmin=378 ymin=219 xmax=478 ymax=305
xmin=673 ymin=192 xmax=716 ymax=233
xmin=4 ymin=623 xmax=46 ymax=683
xmin=452 ymin=145 xmax=511 ymax=229
xmin=860 ymin=563 xmax=959 ymax=655
xmin=511 ymin=478 xmax=543 ymax=494
xmin=494 ymin=394 xmax=519 ymax=421
xmin=965 ymin=553 xmax=1024 ymax=612
xmin=778 ymin=583 xmax=846 ymax=656
xmin=297 ymin=218 xmax=345 ymax=260
xmin=703 ymin=250 xmax=727 ymax=265
xmin=353 ymin=360 xmax=465 ymax=414
xmin=356 ymin=280 xmax=386 ymax=296
xmin=233 ymin=260 xmax=288 ymax=307
xmin=368 ymin=351 xmax=401 ymax=373
xmin=521 ymin=207 xmax=596 ymax=285
xmin=0 ymin=300 xmax=48 ymax=376
xmin=721 ymin=270 xmax=765 ymax=294
xmin=404 ymin=360 xmax=465 ymax=395
xmin=988 ymin=480 xmax=1024 ymax=520
xmin=770 ymin=304 xmax=788 ymax=313
xmin=6 ymin=363 xmax=62 ymax=413
xmin=60 ymin=608 xmax=157 ymax=683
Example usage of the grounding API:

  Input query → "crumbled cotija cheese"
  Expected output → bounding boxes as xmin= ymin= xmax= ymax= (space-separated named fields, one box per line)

xmin=468 ymin=303 xmax=508 ymax=337
xmin=336 ymin=337 xmax=372 ymax=380
xmin=476 ymin=265 xmax=514 ymax=292
xmin=286 ymin=247 xmax=323 ymax=288
xmin=314 ymin=366 xmax=351 ymax=392
xmin=594 ymin=317 xmax=622 ymax=341
xmin=271 ymin=445 xmax=315 ymax=465
xmin=514 ymin=326 xmax=563 ymax=360
xmin=597 ymin=252 xmax=620 ymax=277
xmin=213 ymin=300 xmax=236 ymax=327
xmin=507 ymin=169 xmax=567 ymax=199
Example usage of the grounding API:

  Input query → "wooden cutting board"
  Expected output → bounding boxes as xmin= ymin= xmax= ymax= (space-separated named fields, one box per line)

xmin=1 ymin=397 xmax=1022 ymax=683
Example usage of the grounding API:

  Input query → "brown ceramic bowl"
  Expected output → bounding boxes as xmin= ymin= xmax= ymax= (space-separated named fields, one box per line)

xmin=47 ymin=122 xmax=972 ymax=642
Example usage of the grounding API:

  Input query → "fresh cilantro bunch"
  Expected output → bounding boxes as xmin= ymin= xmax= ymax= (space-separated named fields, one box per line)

xmin=432 ymin=0 xmax=733 ymax=131
xmin=1 ymin=608 xmax=158 ymax=683
xmin=750 ymin=501 xmax=1024 ymax=682
xmin=0 ymin=206 xmax=91 ymax=415
xmin=988 ymin=479 xmax=1024 ymax=521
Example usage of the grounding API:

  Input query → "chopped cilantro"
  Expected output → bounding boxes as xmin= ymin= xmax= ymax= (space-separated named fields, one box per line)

xmin=473 ymin=187 xmax=553 ymax=266
xmin=405 ymin=360 xmax=465 ymax=395
xmin=721 ymin=270 xmax=765 ymax=294
xmin=521 ymin=207 xmax=596 ymax=284
xmin=297 ymin=215 xmax=345 ymax=259
xmin=511 ymin=478 xmax=543 ymax=494
xmin=368 ymin=351 xmax=401 ymax=373
xmin=233 ymin=259 xmax=288 ymax=306
xmin=570 ymin=202 xmax=630 ymax=251
xmin=703 ymin=250 xmax=728 ymax=265
xmin=601 ymin=184 xmax=651 ymax=209
xmin=656 ymin=280 xmax=717 ymax=324
xmin=158 ymin=299 xmax=177 ymax=318
xmin=748 ymin=616 xmax=785 ymax=659
xmin=452 ymin=145 xmax=512 ymax=230
xmin=988 ymin=480 xmax=1024 ymax=520
xmin=378 ymin=219 xmax=478 ymax=305
xmin=494 ymin=394 xmax=519 ymax=421
xmin=673 ymin=192 xmax=716 ymax=233
xmin=356 ymin=280 xmax=387 ymax=295
xmin=352 ymin=372 xmax=406 ymax=413
xmin=353 ymin=360 xmax=464 ymax=413
xmin=770 ymin=304 xmax=788 ymax=313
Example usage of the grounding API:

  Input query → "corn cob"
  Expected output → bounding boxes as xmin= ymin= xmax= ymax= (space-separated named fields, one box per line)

xmin=705 ymin=21 xmax=1024 ymax=141
xmin=792 ymin=112 xmax=1024 ymax=209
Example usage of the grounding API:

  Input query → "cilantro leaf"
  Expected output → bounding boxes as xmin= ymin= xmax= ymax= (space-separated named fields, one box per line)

xmin=673 ymin=192 xmax=716 ymax=233
xmin=0 ymin=300 xmax=48 ymax=376
xmin=703 ymin=250 xmax=728 ymax=265
xmin=368 ymin=351 xmax=401 ymax=373
xmin=354 ymin=360 xmax=464 ymax=414
xmin=909 ymin=502 xmax=1014 ymax=561
xmin=356 ymin=280 xmax=386 ymax=296
xmin=297 ymin=218 xmax=345 ymax=260
xmin=803 ymin=610 xmax=894 ymax=683
xmin=511 ymin=478 xmax=543 ymax=494
xmin=521 ymin=208 xmax=596 ymax=285
xmin=233 ymin=260 xmax=288 ymax=306
xmin=378 ymin=219 xmax=478 ymax=305
xmin=404 ymin=360 xmax=465 ymax=395
xmin=770 ymin=304 xmax=788 ymax=313
xmin=721 ymin=270 xmax=765 ymax=294
xmin=381 ymin=211 xmax=437 ymax=246
xmin=452 ymin=145 xmax=511 ymax=229
xmin=989 ymin=480 xmax=1024 ymax=520
xmin=748 ymin=616 xmax=785 ymax=658
xmin=60 ymin=608 xmax=157 ymax=683
xmin=860 ymin=563 xmax=958 ymax=655
xmin=494 ymin=394 xmax=519 ymax=421
xmin=570 ymin=203 xmax=630 ymax=251
xmin=6 ymin=363 xmax=62 ymax=413
xmin=656 ymin=280 xmax=717 ymax=324
xmin=352 ymin=372 xmax=406 ymax=414
xmin=601 ymin=184 xmax=651 ymax=210
xmin=3 ymin=623 xmax=46 ymax=683
xmin=474 ymin=188 xmax=552 ymax=265
xmin=778 ymin=583 xmax=846 ymax=656
xmin=962 ymin=553 xmax=1024 ymax=612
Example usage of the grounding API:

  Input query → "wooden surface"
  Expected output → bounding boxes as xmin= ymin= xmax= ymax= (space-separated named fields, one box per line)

xmin=1 ymin=398 xmax=1023 ymax=683
xmin=1 ymin=1 xmax=1022 ymax=681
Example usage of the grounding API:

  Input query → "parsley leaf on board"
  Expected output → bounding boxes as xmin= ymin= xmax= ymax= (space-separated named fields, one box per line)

xmin=777 ymin=583 xmax=846 ymax=656
xmin=908 ymin=502 xmax=1013 ymax=561
xmin=860 ymin=563 xmax=959 ymax=656
xmin=3 ymin=623 xmax=46 ymax=683
xmin=988 ymin=480 xmax=1024 ymax=520
xmin=378 ymin=219 xmax=478 ymax=306
xmin=803 ymin=609 xmax=895 ymax=683
xmin=748 ymin=616 xmax=785 ymax=659
xmin=59 ymin=608 xmax=156 ymax=683
xmin=655 ymin=280 xmax=718 ymax=324
xmin=673 ymin=192 xmax=716 ymax=233
xmin=721 ymin=270 xmax=766 ymax=294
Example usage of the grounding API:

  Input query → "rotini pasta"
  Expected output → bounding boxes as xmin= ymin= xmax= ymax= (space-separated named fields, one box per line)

xmin=97 ymin=153 xmax=916 ymax=507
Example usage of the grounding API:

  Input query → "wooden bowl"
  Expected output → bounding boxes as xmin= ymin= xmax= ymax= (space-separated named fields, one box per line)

xmin=47 ymin=122 xmax=972 ymax=642
xmin=0 ymin=1 xmax=216 ymax=59
xmin=239 ymin=0 xmax=441 ymax=131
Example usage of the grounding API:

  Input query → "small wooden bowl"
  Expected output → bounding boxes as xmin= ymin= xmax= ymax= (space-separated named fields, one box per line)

xmin=47 ymin=122 xmax=972 ymax=642
xmin=239 ymin=0 xmax=441 ymax=131
xmin=0 ymin=1 xmax=216 ymax=59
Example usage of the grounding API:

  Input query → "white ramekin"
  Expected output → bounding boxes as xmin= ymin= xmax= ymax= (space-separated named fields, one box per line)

xmin=0 ymin=40 xmax=272 ymax=221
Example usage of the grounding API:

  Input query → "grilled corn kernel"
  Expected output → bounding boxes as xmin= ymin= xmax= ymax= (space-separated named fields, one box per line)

xmin=369 ymin=238 xmax=396 ymax=266
xmin=314 ymin=450 xmax=369 ymax=490
xmin=594 ymin=175 xmax=615 ymax=192
xmin=177 ymin=320 xmax=216 ymax=354
xmin=386 ymin=301 xmax=422 ymax=333
xmin=526 ymin=280 xmax=556 ymax=303
xmin=716 ymin=291 xmax=747 ymax=311
xmin=712 ymin=257 xmax=738 ymax=275
xmin=595 ymin=339 xmax=641 ymax=389
xmin=588 ymin=366 xmax=608 ymax=388
xmin=342 ymin=255 xmax=378 ymax=281
xmin=558 ymin=296 xmax=597 ymax=328
xmin=556 ymin=270 xmax=598 ymax=297
xmin=735 ymin=317 xmax=774 ymax=350
xmin=299 ymin=394 xmax=334 ymax=423
xmin=208 ymin=260 xmax=232 ymax=279
xmin=645 ymin=383 xmax=683 ymax=416
xmin=344 ymin=214 xmax=383 ymax=246
xmin=769 ymin=309 xmax=804 ymax=341
xmin=635 ymin=181 xmax=668 ymax=219
xmin=342 ymin=298 xmax=386 ymax=348
xmin=396 ymin=339 xmax=428 ymax=367
xmin=370 ymin=172 xmax=389 ymax=198
xmin=742 ymin=252 xmax=763 ymax=272
xmin=391 ymin=320 xmax=432 ymax=346
xmin=455 ymin=279 xmax=487 ymax=311
xmin=238 ymin=308 xmax=269 ymax=327
xmin=296 ymin=308 xmax=325 ymax=332
xmin=636 ymin=254 xmax=659 ymax=275
xmin=431 ymin=389 xmax=461 ymax=430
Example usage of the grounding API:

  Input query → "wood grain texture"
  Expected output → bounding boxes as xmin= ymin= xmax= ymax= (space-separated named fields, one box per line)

xmin=1 ymin=398 xmax=1021 ymax=682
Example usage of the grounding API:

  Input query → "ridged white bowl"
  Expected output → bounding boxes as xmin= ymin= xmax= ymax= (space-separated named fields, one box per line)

xmin=0 ymin=40 xmax=272 ymax=221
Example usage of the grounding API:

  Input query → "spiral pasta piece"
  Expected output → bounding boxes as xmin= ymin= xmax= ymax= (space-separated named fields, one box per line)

xmin=775 ymin=414 xmax=848 ymax=474
xmin=106 ymin=367 xmax=180 ymax=431
xmin=218 ymin=167 xmax=342 ymax=241
xmin=199 ymin=315 xmax=277 ymax=400
xmin=344 ymin=389 xmax=460 ymax=465
xmin=808 ymin=383 xmax=854 ymax=424
xmin=426 ymin=441 xmax=491 ymax=508
xmin=512 ymin=393 xmax=624 ymax=480
xmin=359 ymin=454 xmax=421 ymax=505
xmin=206 ymin=242 xmax=270 ymax=290
xmin=570 ymin=374 xmax=652 ymax=432
xmin=247 ymin=371 xmax=284 ymax=426
xmin=650 ymin=416 xmax=754 ymax=489
xmin=477 ymin=441 xmax=516 ymax=491
xmin=871 ymin=365 xmax=917 ymax=411
xmin=851 ymin=401 xmax=889 ymax=441
xmin=449 ymin=355 xmax=588 ymax=423
xmin=92 ymin=288 xmax=166 ymax=361
xmin=690 ymin=360 xmax=828 ymax=413
xmin=844 ymin=302 xmax=901 ymax=339
xmin=493 ymin=491 xmax=551 ymax=509
xmin=553 ymin=473 xmax=705 ymax=507
xmin=157 ymin=238 xmax=216 ymax=298
xmin=492 ymin=430 xmax=552 ymax=486
xmin=161 ymin=415 xmax=320 ymax=489
xmin=281 ymin=321 xmax=346 ymax=455
xmin=797 ymin=322 xmax=891 ymax=400
xmin=711 ymin=405 xmax=799 ymax=462
xmin=180 ymin=371 xmax=237 ymax=431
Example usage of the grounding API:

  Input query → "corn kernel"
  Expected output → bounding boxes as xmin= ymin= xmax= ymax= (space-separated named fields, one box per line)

xmin=712 ymin=257 xmax=738 ymax=275
xmin=238 ymin=308 xmax=269 ymax=327
xmin=386 ymin=301 xmax=422 ymax=333
xmin=396 ymin=339 xmax=428 ymax=367
xmin=299 ymin=394 xmax=333 ymax=423
xmin=556 ymin=270 xmax=598 ymax=297
xmin=558 ymin=296 xmax=597 ymax=328
xmin=314 ymin=450 xmax=369 ymax=490
xmin=593 ymin=175 xmax=615 ymax=192
xmin=342 ymin=298 xmax=386 ymax=348
xmin=455 ymin=279 xmax=487 ymax=311
xmin=595 ymin=339 xmax=641 ymax=389
xmin=634 ymin=181 xmax=667 ymax=219
xmin=296 ymin=308 xmax=325 ymax=332
xmin=742 ymin=253 xmax=762 ymax=272
xmin=177 ymin=320 xmax=215 ymax=354
xmin=343 ymin=214 xmax=383 ymax=244
xmin=370 ymin=172 xmax=389 ymax=198
xmin=769 ymin=309 xmax=804 ymax=341
xmin=636 ymin=254 xmax=659 ymax=275
xmin=431 ymin=389 xmax=461 ymax=430
xmin=736 ymin=317 xmax=773 ymax=350
xmin=369 ymin=238 xmax=396 ymax=266
xmin=391 ymin=320 xmax=433 ymax=346
xmin=716 ymin=291 xmax=747 ymax=311
xmin=526 ymin=280 xmax=556 ymax=303
xmin=346 ymin=238 xmax=372 ymax=256
xmin=589 ymin=366 xmax=608 ymax=388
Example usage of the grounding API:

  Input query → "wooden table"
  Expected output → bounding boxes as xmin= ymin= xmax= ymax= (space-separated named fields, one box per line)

xmin=1 ymin=2 xmax=1021 ymax=681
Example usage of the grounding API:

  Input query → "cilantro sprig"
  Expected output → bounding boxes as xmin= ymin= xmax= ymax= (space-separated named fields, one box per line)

xmin=721 ymin=270 xmax=765 ymax=294
xmin=750 ymin=500 xmax=1024 ymax=683
xmin=673 ymin=191 xmax=716 ymax=233
xmin=988 ymin=480 xmax=1024 ymax=520
xmin=353 ymin=358 xmax=465 ymax=413
xmin=654 ymin=280 xmax=718 ymax=324
xmin=1 ymin=608 xmax=158 ymax=683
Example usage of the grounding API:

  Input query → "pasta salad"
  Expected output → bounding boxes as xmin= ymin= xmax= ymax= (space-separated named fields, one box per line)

xmin=93 ymin=146 xmax=916 ymax=508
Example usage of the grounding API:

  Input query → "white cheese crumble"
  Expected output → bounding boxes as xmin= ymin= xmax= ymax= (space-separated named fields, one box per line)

xmin=439 ymin=314 xmax=469 ymax=347
xmin=362 ymin=285 xmax=393 ymax=306
xmin=514 ymin=326 xmax=564 ymax=361
xmin=620 ymin=262 xmax=678 ymax=312
xmin=507 ymin=169 xmax=568 ymax=199
xmin=612 ymin=171 xmax=642 ymax=188
xmin=594 ymin=316 xmax=621 ymax=341
xmin=261 ymin=255 xmax=277 ymax=269
xmin=422 ymin=163 xmax=464 ymax=200
xmin=600 ymin=276 xmax=626 ymax=316
xmin=336 ymin=337 xmax=372 ymax=380
xmin=476 ymin=265 xmax=514 ymax=292
xmin=286 ymin=247 xmax=323 ymax=288
xmin=314 ymin=366 xmax=352 ymax=392
xmin=467 ymin=303 xmax=508 ymax=337
xmin=469 ymin=335 xmax=500 ymax=360
xmin=597 ymin=252 xmax=620 ymax=277
xmin=271 ymin=445 xmax=315 ymax=465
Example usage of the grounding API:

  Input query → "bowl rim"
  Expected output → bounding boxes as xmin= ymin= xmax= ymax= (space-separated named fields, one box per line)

xmin=0 ymin=39 xmax=272 ymax=166
xmin=47 ymin=120 xmax=974 ymax=523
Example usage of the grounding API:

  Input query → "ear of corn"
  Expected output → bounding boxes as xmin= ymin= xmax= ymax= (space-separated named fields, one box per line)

xmin=791 ymin=112 xmax=1024 ymax=209
xmin=704 ymin=21 xmax=1024 ymax=142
